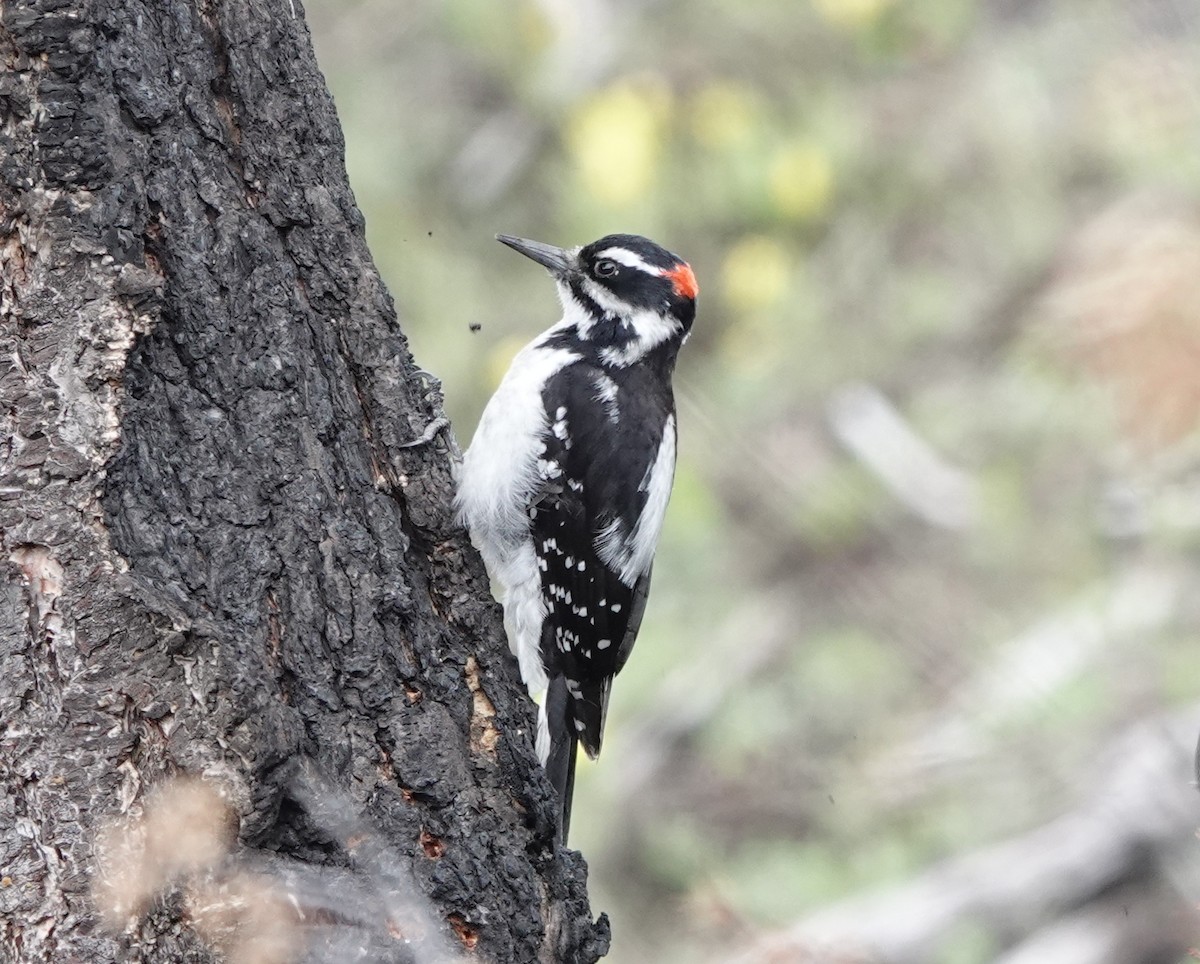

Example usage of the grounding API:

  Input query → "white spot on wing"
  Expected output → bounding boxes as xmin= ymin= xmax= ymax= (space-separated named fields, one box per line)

xmin=591 ymin=372 xmax=620 ymax=423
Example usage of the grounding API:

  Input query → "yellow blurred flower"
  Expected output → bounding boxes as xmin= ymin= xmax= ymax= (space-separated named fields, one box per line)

xmin=690 ymin=81 xmax=760 ymax=150
xmin=518 ymin=0 xmax=553 ymax=55
xmin=768 ymin=142 xmax=835 ymax=222
xmin=566 ymin=79 xmax=669 ymax=206
xmin=719 ymin=237 xmax=794 ymax=374
xmin=811 ymin=0 xmax=894 ymax=31
xmin=720 ymin=235 xmax=791 ymax=313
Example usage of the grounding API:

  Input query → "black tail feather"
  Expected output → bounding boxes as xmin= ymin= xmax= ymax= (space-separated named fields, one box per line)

xmin=544 ymin=675 xmax=579 ymax=844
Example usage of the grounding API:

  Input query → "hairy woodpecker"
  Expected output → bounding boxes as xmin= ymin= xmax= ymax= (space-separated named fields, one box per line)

xmin=456 ymin=233 xmax=698 ymax=842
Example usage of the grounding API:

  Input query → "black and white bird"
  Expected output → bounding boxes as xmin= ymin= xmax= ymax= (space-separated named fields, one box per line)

xmin=456 ymin=232 xmax=698 ymax=842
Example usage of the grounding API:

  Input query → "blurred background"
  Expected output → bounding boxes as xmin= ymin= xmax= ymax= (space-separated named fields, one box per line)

xmin=306 ymin=0 xmax=1200 ymax=960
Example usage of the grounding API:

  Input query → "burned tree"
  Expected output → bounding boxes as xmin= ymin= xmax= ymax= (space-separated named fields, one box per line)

xmin=0 ymin=0 xmax=608 ymax=960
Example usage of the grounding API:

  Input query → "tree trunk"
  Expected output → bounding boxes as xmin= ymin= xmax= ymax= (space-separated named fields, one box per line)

xmin=0 ymin=1 xmax=609 ymax=961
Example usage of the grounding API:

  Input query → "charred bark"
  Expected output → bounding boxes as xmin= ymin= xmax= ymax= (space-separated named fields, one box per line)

xmin=0 ymin=1 xmax=608 ymax=961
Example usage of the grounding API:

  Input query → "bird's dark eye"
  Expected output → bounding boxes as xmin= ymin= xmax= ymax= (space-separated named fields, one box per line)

xmin=594 ymin=259 xmax=619 ymax=278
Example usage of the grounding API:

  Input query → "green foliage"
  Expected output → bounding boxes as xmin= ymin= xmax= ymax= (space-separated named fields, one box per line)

xmin=718 ymin=838 xmax=858 ymax=923
xmin=305 ymin=0 xmax=1200 ymax=958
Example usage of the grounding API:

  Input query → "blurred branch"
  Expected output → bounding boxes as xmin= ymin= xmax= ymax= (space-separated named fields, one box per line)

xmin=449 ymin=109 xmax=545 ymax=209
xmin=870 ymin=560 xmax=1185 ymax=801
xmin=993 ymin=882 xmax=1190 ymax=964
xmin=729 ymin=708 xmax=1200 ymax=964
xmin=827 ymin=383 xmax=978 ymax=531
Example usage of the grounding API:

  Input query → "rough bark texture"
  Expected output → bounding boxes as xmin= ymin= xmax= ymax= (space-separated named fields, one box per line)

xmin=0 ymin=1 xmax=609 ymax=961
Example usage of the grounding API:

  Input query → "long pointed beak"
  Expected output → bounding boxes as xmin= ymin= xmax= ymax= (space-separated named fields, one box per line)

xmin=496 ymin=234 xmax=575 ymax=276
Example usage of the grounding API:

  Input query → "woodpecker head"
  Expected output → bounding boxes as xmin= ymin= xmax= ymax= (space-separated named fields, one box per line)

xmin=497 ymin=232 xmax=697 ymax=367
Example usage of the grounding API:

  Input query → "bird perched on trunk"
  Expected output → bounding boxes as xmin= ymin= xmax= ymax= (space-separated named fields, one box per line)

xmin=456 ymin=233 xmax=698 ymax=843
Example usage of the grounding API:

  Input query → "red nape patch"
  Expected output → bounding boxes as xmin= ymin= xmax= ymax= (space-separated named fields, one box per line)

xmin=666 ymin=263 xmax=698 ymax=300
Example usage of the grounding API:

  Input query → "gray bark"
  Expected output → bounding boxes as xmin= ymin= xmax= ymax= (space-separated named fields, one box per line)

xmin=0 ymin=1 xmax=609 ymax=961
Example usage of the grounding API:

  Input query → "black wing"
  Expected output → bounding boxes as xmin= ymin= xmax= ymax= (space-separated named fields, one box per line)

xmin=531 ymin=362 xmax=672 ymax=760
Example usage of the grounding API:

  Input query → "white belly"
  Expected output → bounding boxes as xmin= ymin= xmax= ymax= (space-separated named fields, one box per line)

xmin=456 ymin=343 xmax=579 ymax=699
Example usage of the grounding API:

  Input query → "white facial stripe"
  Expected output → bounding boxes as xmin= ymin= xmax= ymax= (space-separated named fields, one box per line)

xmin=555 ymin=265 xmax=683 ymax=366
xmin=599 ymin=308 xmax=681 ymax=366
xmin=580 ymin=276 xmax=630 ymax=317
xmin=596 ymin=247 xmax=663 ymax=276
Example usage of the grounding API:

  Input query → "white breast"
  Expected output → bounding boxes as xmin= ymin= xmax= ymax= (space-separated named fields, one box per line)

xmin=457 ymin=343 xmax=578 ymax=540
xmin=456 ymin=341 xmax=578 ymax=703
